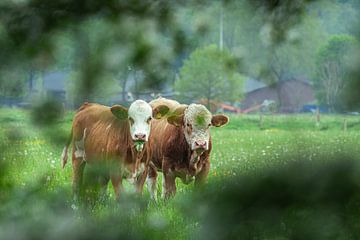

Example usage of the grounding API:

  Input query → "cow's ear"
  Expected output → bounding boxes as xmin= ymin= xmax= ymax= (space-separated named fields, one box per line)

xmin=167 ymin=105 xmax=187 ymax=127
xmin=152 ymin=105 xmax=170 ymax=119
xmin=167 ymin=114 xmax=184 ymax=127
xmin=111 ymin=105 xmax=128 ymax=120
xmin=211 ymin=114 xmax=229 ymax=127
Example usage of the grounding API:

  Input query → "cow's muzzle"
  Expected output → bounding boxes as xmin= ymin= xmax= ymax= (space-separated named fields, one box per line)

xmin=195 ymin=140 xmax=206 ymax=148
xmin=192 ymin=140 xmax=207 ymax=154
xmin=134 ymin=133 xmax=147 ymax=141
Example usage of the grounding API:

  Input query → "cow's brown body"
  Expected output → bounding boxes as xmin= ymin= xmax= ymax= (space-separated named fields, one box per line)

xmin=149 ymin=99 xmax=212 ymax=198
xmin=67 ymin=103 xmax=150 ymax=198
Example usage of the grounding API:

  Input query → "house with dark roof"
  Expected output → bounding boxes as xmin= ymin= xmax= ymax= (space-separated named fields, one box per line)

xmin=241 ymin=80 xmax=316 ymax=113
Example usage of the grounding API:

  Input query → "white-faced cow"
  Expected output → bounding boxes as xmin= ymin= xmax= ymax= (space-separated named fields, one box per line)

xmin=61 ymin=100 xmax=169 ymax=199
xmin=148 ymin=98 xmax=228 ymax=199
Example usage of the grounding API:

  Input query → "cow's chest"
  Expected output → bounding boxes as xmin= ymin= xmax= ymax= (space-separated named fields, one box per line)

xmin=117 ymin=148 xmax=147 ymax=182
xmin=122 ymin=162 xmax=146 ymax=180
xmin=172 ymin=161 xmax=204 ymax=184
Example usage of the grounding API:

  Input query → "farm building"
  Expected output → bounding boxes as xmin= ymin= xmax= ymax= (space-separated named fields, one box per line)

xmin=241 ymin=80 xmax=316 ymax=113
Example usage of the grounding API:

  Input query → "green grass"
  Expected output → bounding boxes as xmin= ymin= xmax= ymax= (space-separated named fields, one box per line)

xmin=1 ymin=108 xmax=360 ymax=239
xmin=227 ymin=113 xmax=360 ymax=131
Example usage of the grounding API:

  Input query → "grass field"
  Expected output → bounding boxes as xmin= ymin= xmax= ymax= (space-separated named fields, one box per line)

xmin=1 ymin=108 xmax=360 ymax=239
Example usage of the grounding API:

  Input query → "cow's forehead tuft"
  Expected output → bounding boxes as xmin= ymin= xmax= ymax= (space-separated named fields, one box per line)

xmin=184 ymin=104 xmax=212 ymax=126
xmin=128 ymin=100 xmax=152 ymax=117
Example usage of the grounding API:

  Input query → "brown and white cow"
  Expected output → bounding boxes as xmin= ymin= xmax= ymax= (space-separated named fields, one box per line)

xmin=148 ymin=98 xmax=228 ymax=199
xmin=61 ymin=100 xmax=169 ymax=199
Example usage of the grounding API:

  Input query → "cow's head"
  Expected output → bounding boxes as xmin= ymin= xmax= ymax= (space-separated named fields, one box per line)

xmin=110 ymin=100 xmax=169 ymax=151
xmin=167 ymin=104 xmax=228 ymax=155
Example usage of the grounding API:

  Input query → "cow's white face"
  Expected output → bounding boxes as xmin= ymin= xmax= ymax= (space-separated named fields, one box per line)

xmin=183 ymin=104 xmax=212 ymax=153
xmin=128 ymin=100 xmax=153 ymax=142
xmin=167 ymin=103 xmax=229 ymax=156
xmin=111 ymin=100 xmax=169 ymax=152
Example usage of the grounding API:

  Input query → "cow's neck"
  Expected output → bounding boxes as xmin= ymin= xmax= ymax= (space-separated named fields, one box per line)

xmin=172 ymin=127 xmax=204 ymax=174
xmin=186 ymin=147 xmax=205 ymax=175
xmin=133 ymin=141 xmax=147 ymax=161
xmin=129 ymin=142 xmax=146 ymax=159
xmin=186 ymin=139 xmax=211 ymax=175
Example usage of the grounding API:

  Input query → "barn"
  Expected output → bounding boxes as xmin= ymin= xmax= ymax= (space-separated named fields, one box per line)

xmin=241 ymin=80 xmax=316 ymax=113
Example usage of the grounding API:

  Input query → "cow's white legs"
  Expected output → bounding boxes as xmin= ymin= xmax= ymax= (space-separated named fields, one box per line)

xmin=147 ymin=166 xmax=158 ymax=200
xmin=72 ymin=128 xmax=87 ymax=201
xmin=161 ymin=175 xmax=166 ymax=199
xmin=61 ymin=146 xmax=68 ymax=169
xmin=74 ymin=128 xmax=87 ymax=160
xmin=147 ymin=176 xmax=158 ymax=201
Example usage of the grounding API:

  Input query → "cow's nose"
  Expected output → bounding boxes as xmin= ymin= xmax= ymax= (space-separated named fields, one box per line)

xmin=195 ymin=140 xmax=206 ymax=148
xmin=135 ymin=133 xmax=146 ymax=141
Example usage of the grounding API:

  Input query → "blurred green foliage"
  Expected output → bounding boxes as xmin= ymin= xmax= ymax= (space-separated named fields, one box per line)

xmin=31 ymin=98 xmax=64 ymax=125
xmin=0 ymin=0 xmax=360 ymax=239
xmin=0 ymin=66 xmax=28 ymax=97
xmin=0 ymin=0 xmax=185 ymax=104
xmin=189 ymin=158 xmax=360 ymax=240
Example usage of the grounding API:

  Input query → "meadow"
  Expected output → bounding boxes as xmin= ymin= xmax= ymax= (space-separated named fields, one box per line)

xmin=1 ymin=108 xmax=360 ymax=239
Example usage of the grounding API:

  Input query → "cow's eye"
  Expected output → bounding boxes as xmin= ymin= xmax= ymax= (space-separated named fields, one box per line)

xmin=186 ymin=123 xmax=191 ymax=127
xmin=147 ymin=117 xmax=152 ymax=124
xmin=129 ymin=117 xmax=134 ymax=125
xmin=208 ymin=123 xmax=211 ymax=127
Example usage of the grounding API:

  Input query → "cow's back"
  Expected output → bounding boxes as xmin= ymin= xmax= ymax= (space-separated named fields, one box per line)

xmin=149 ymin=98 xmax=189 ymax=168
xmin=72 ymin=103 xmax=129 ymax=162
xmin=149 ymin=98 xmax=181 ymax=152
xmin=72 ymin=103 xmax=109 ymax=139
xmin=150 ymin=97 xmax=180 ymax=114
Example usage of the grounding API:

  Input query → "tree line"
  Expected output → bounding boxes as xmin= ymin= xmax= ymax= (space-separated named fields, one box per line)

xmin=0 ymin=0 xmax=359 ymax=112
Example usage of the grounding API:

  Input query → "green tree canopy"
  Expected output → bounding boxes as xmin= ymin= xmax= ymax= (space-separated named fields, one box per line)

xmin=175 ymin=45 xmax=243 ymax=109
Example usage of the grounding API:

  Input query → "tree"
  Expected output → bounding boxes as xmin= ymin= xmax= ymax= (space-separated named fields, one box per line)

xmin=314 ymin=0 xmax=360 ymax=36
xmin=175 ymin=1 xmax=327 ymax=85
xmin=315 ymin=34 xmax=359 ymax=111
xmin=175 ymin=45 xmax=243 ymax=109
xmin=0 ymin=1 xmax=187 ymax=105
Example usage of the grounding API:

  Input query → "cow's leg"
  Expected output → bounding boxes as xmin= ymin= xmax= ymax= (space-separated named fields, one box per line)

xmin=135 ymin=167 xmax=148 ymax=195
xmin=195 ymin=160 xmax=210 ymax=188
xmin=110 ymin=173 xmax=123 ymax=200
xmin=72 ymin=130 xmax=87 ymax=201
xmin=72 ymin=153 xmax=86 ymax=201
xmin=162 ymin=159 xmax=176 ymax=199
xmin=162 ymin=171 xmax=176 ymax=199
xmin=99 ymin=175 xmax=110 ymax=202
xmin=147 ymin=166 xmax=158 ymax=201
xmin=61 ymin=146 xmax=69 ymax=169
